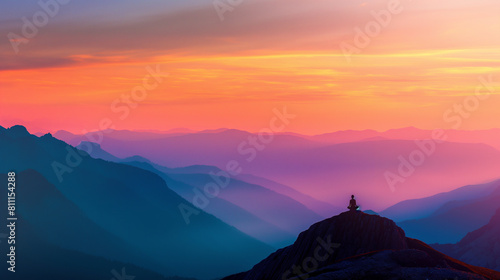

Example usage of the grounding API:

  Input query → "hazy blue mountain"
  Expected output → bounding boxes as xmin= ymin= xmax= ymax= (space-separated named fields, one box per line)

xmin=126 ymin=161 xmax=296 ymax=247
xmin=363 ymin=209 xmax=379 ymax=215
xmin=433 ymin=208 xmax=500 ymax=272
xmin=143 ymin=161 xmax=325 ymax=231
xmin=74 ymin=141 xmax=324 ymax=247
xmin=76 ymin=140 xmax=122 ymax=161
xmin=0 ymin=125 xmax=272 ymax=279
xmin=165 ymin=171 xmax=323 ymax=235
xmin=121 ymin=158 xmax=324 ymax=236
xmin=3 ymin=169 xmax=157 ymax=266
xmin=381 ymin=179 xmax=500 ymax=222
xmin=53 ymin=130 xmax=81 ymax=145
xmin=0 ymin=171 xmax=191 ymax=280
xmin=53 ymin=128 xmax=500 ymax=211
xmin=165 ymin=166 xmax=339 ymax=217
xmin=397 ymin=185 xmax=500 ymax=244
xmin=233 ymin=173 xmax=340 ymax=217
xmin=123 ymin=159 xmax=322 ymax=247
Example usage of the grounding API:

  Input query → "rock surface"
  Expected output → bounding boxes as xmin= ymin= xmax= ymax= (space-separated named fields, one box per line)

xmin=223 ymin=211 xmax=500 ymax=280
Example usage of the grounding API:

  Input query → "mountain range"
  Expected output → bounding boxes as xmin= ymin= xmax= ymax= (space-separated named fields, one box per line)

xmin=75 ymin=140 xmax=325 ymax=247
xmin=5 ymin=124 xmax=500 ymax=278
xmin=0 ymin=125 xmax=273 ymax=279
xmin=54 ymin=128 xmax=500 ymax=211
xmin=381 ymin=180 xmax=500 ymax=244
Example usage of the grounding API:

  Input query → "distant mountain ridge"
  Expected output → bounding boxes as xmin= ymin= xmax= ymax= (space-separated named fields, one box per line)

xmin=55 ymin=126 xmax=500 ymax=150
xmin=54 ymin=128 xmax=500 ymax=211
xmin=393 ymin=182 xmax=500 ymax=244
xmin=381 ymin=179 xmax=499 ymax=222
xmin=309 ymin=126 xmax=500 ymax=151
xmin=75 ymin=141 xmax=325 ymax=247
xmin=433 ymin=208 xmax=500 ymax=272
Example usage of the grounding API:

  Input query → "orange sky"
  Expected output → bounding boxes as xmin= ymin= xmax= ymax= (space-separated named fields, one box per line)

xmin=1 ymin=0 xmax=499 ymax=134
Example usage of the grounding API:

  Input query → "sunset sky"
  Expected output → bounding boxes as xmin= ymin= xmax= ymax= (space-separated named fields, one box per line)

xmin=1 ymin=0 xmax=499 ymax=134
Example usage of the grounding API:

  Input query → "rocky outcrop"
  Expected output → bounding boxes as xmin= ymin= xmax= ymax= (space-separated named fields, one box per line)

xmin=223 ymin=211 xmax=500 ymax=280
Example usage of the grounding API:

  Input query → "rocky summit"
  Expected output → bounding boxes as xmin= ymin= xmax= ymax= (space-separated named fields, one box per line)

xmin=223 ymin=211 xmax=500 ymax=280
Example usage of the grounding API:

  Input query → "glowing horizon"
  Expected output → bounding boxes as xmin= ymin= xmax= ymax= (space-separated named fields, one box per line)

xmin=1 ymin=0 xmax=500 ymax=134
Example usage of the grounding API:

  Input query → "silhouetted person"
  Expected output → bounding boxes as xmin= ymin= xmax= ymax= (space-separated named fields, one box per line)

xmin=348 ymin=195 xmax=359 ymax=211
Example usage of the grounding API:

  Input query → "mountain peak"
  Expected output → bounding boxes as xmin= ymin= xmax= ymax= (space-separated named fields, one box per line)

xmin=75 ymin=141 xmax=122 ymax=162
xmin=78 ymin=140 xmax=101 ymax=148
xmin=5 ymin=125 xmax=30 ymax=138
xmin=225 ymin=210 xmax=500 ymax=280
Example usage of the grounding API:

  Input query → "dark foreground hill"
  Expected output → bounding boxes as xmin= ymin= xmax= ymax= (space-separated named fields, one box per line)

xmin=223 ymin=211 xmax=500 ymax=280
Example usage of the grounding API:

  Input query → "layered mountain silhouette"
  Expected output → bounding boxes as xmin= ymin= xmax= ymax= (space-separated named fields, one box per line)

xmin=17 ymin=125 xmax=500 ymax=278
xmin=57 ymin=127 xmax=500 ymax=151
xmin=434 ymin=208 xmax=500 ymax=272
xmin=55 ymin=128 xmax=500 ymax=210
xmin=223 ymin=211 xmax=500 ymax=280
xmin=308 ymin=127 xmax=500 ymax=151
xmin=75 ymin=141 xmax=323 ymax=247
xmin=0 ymin=125 xmax=272 ymax=279
xmin=76 ymin=139 xmax=337 ymax=216
xmin=391 ymin=181 xmax=500 ymax=244
xmin=126 ymin=160 xmax=301 ymax=247
xmin=233 ymin=173 xmax=343 ymax=217
xmin=382 ymin=179 xmax=499 ymax=222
